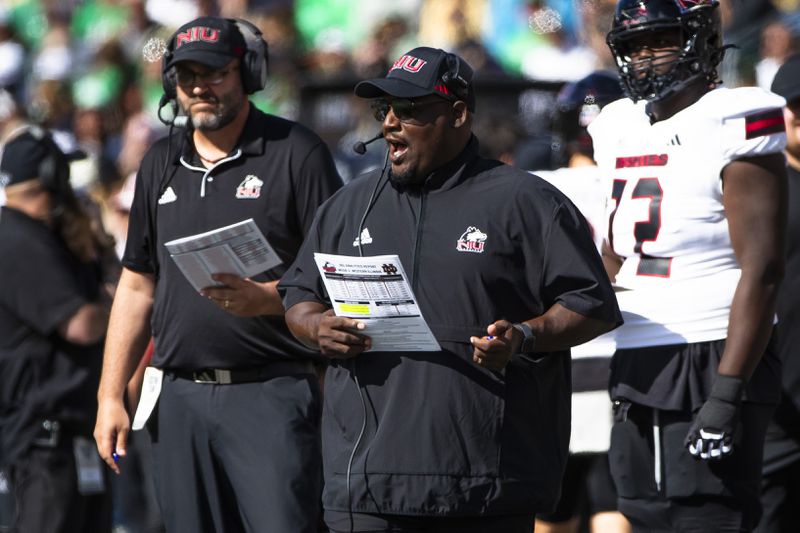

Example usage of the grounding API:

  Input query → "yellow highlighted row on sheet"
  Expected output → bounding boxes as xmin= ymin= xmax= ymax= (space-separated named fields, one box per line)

xmin=340 ymin=303 xmax=370 ymax=315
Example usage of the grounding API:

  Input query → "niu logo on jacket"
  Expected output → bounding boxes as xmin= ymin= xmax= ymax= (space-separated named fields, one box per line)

xmin=175 ymin=27 xmax=220 ymax=48
xmin=456 ymin=226 xmax=487 ymax=254
xmin=390 ymin=55 xmax=427 ymax=74
xmin=236 ymin=175 xmax=263 ymax=199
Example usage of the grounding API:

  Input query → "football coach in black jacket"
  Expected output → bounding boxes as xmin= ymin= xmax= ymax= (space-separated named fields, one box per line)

xmin=279 ymin=47 xmax=622 ymax=533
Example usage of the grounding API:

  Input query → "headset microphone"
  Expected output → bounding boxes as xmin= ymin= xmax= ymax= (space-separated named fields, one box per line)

xmin=352 ymin=132 xmax=384 ymax=155
xmin=157 ymin=94 xmax=189 ymax=128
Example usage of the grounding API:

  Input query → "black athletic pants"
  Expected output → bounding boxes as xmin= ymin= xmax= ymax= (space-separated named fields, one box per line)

xmin=149 ymin=372 xmax=322 ymax=533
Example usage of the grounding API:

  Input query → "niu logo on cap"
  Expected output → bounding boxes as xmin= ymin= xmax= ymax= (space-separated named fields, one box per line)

xmin=391 ymin=55 xmax=427 ymax=74
xmin=176 ymin=27 xmax=220 ymax=48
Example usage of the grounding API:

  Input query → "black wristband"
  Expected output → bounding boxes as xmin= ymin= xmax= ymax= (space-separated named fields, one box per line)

xmin=710 ymin=374 xmax=745 ymax=403
xmin=511 ymin=322 xmax=536 ymax=353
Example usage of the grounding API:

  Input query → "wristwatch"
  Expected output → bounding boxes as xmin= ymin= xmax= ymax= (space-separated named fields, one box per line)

xmin=511 ymin=322 xmax=536 ymax=353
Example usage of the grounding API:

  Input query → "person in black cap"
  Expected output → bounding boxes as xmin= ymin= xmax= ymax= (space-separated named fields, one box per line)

xmin=0 ymin=128 xmax=113 ymax=532
xmin=93 ymin=15 xmax=341 ymax=533
xmin=756 ymin=52 xmax=800 ymax=533
xmin=278 ymin=46 xmax=622 ymax=533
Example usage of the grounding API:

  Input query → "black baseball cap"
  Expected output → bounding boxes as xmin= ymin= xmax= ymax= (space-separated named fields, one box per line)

xmin=355 ymin=47 xmax=476 ymax=111
xmin=771 ymin=53 xmax=800 ymax=104
xmin=0 ymin=130 xmax=62 ymax=188
xmin=165 ymin=16 xmax=246 ymax=70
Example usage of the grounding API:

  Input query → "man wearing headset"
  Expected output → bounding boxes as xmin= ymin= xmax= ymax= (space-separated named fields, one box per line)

xmin=278 ymin=47 xmax=622 ymax=533
xmin=0 ymin=130 xmax=113 ymax=532
xmin=93 ymin=16 xmax=341 ymax=533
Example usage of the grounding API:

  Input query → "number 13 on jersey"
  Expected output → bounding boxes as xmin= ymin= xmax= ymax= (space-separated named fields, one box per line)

xmin=609 ymin=177 xmax=673 ymax=278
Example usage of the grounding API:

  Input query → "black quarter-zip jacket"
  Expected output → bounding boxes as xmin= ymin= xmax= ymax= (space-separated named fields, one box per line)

xmin=124 ymin=106 xmax=342 ymax=370
xmin=280 ymin=137 xmax=622 ymax=516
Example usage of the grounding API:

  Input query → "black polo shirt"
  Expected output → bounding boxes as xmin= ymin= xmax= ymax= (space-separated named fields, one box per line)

xmin=0 ymin=207 xmax=104 ymax=467
xmin=124 ymin=107 xmax=341 ymax=370
xmin=279 ymin=137 xmax=622 ymax=516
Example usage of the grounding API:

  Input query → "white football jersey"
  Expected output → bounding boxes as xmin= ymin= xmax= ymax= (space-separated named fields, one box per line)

xmin=534 ymin=166 xmax=608 ymax=252
xmin=589 ymin=87 xmax=786 ymax=348
xmin=535 ymin=166 xmax=616 ymax=454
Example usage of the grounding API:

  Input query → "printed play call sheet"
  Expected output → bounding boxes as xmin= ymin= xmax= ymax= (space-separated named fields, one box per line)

xmin=165 ymin=219 xmax=281 ymax=292
xmin=314 ymin=253 xmax=440 ymax=351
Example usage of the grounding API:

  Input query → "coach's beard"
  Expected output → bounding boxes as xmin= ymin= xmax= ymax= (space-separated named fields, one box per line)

xmin=187 ymin=93 xmax=243 ymax=131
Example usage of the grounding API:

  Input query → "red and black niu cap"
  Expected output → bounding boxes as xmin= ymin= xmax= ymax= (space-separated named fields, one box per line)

xmin=165 ymin=16 xmax=246 ymax=70
xmin=354 ymin=47 xmax=476 ymax=112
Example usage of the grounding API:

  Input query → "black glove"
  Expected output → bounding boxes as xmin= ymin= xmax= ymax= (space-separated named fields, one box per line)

xmin=684 ymin=374 xmax=744 ymax=460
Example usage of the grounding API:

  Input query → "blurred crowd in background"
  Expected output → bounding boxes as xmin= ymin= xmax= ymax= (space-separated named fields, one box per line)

xmin=0 ymin=1 xmax=799 ymax=532
xmin=1 ymin=0 xmax=799 ymax=196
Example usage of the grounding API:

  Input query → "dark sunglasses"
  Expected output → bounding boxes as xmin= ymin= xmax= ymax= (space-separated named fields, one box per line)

xmin=371 ymin=97 xmax=450 ymax=123
xmin=175 ymin=66 xmax=238 ymax=87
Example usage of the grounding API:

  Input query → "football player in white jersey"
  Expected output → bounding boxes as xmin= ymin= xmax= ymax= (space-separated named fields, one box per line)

xmin=588 ymin=1 xmax=788 ymax=531
xmin=534 ymin=71 xmax=631 ymax=533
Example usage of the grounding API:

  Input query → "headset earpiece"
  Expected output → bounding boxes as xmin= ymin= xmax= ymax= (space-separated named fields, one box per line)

xmin=231 ymin=18 xmax=269 ymax=95
xmin=161 ymin=42 xmax=177 ymax=100
xmin=38 ymin=134 xmax=70 ymax=200
xmin=441 ymin=53 xmax=469 ymax=102
xmin=38 ymin=148 xmax=56 ymax=190
xmin=14 ymin=127 xmax=71 ymax=200
xmin=1 ymin=127 xmax=74 ymax=209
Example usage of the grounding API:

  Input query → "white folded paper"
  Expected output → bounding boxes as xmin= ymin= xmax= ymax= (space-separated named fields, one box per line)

xmin=165 ymin=219 xmax=281 ymax=291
